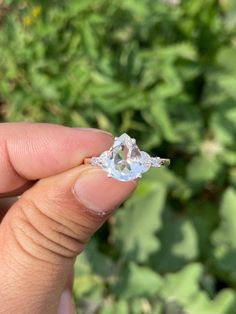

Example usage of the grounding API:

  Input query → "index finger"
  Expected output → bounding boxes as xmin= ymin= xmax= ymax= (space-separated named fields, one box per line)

xmin=0 ymin=123 xmax=113 ymax=195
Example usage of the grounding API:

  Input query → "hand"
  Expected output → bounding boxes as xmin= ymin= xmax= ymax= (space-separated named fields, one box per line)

xmin=0 ymin=123 xmax=137 ymax=314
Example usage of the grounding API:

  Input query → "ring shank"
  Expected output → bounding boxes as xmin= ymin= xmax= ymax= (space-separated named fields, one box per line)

xmin=84 ymin=157 xmax=170 ymax=166
xmin=159 ymin=158 xmax=170 ymax=166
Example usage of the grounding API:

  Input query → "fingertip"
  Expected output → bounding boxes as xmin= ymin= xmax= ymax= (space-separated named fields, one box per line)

xmin=69 ymin=128 xmax=114 ymax=166
xmin=73 ymin=167 xmax=137 ymax=215
xmin=1 ymin=123 xmax=115 ymax=189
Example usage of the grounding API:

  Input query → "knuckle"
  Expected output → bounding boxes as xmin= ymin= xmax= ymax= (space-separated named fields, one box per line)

xmin=11 ymin=195 xmax=89 ymax=263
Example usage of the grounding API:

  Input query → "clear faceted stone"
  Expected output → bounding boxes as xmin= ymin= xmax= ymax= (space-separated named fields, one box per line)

xmin=115 ymin=160 xmax=131 ymax=174
xmin=114 ymin=146 xmax=131 ymax=174
xmin=130 ymin=146 xmax=141 ymax=160
xmin=95 ymin=133 xmax=152 ymax=181
xmin=141 ymin=151 xmax=152 ymax=171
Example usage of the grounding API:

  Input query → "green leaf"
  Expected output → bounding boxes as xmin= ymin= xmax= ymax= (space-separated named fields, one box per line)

xmin=160 ymin=263 xmax=203 ymax=303
xmin=73 ymin=240 xmax=114 ymax=301
xmin=151 ymin=207 xmax=198 ymax=273
xmin=211 ymin=104 xmax=236 ymax=147
xmin=100 ymin=300 xmax=129 ymax=314
xmin=84 ymin=240 xmax=115 ymax=278
xmin=159 ymin=263 xmax=236 ymax=314
xmin=112 ymin=180 xmax=167 ymax=262
xmin=186 ymin=155 xmax=221 ymax=188
xmin=113 ymin=262 xmax=162 ymax=299
xmin=217 ymin=47 xmax=236 ymax=76
xmin=188 ymin=289 xmax=236 ymax=314
xmin=150 ymin=102 xmax=178 ymax=142
xmin=211 ymin=188 xmax=236 ymax=284
xmin=212 ymin=188 xmax=236 ymax=248
xmin=187 ymin=201 xmax=219 ymax=259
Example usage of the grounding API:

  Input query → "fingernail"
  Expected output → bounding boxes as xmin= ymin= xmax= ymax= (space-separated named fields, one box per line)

xmin=58 ymin=290 xmax=76 ymax=314
xmin=78 ymin=128 xmax=113 ymax=138
xmin=73 ymin=169 xmax=137 ymax=214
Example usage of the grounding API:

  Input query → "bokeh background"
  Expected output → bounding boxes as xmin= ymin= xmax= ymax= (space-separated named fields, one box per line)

xmin=1 ymin=1 xmax=236 ymax=313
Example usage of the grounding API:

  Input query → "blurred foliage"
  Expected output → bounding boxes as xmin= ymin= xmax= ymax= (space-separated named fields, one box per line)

xmin=1 ymin=0 xmax=236 ymax=313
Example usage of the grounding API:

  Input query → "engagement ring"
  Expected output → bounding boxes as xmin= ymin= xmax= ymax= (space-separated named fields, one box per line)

xmin=84 ymin=133 xmax=170 ymax=182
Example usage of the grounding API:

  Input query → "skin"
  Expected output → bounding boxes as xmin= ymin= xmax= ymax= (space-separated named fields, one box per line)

xmin=0 ymin=123 xmax=137 ymax=314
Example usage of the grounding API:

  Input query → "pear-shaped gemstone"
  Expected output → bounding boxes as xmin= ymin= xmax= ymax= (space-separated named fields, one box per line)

xmin=101 ymin=134 xmax=150 ymax=181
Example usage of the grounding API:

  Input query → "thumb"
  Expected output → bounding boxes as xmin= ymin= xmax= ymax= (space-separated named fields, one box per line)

xmin=0 ymin=165 xmax=137 ymax=314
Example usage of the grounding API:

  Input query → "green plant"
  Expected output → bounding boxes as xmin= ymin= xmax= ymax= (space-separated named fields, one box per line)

xmin=1 ymin=0 xmax=236 ymax=313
